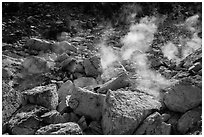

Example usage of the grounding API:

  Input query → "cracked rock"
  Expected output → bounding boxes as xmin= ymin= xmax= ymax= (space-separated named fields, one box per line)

xmin=102 ymin=89 xmax=162 ymax=135
xmin=68 ymin=86 xmax=106 ymax=121
xmin=35 ymin=122 xmax=83 ymax=135
xmin=22 ymin=84 xmax=58 ymax=110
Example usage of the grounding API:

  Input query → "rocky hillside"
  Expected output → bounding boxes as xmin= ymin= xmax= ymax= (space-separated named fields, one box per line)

xmin=2 ymin=2 xmax=202 ymax=135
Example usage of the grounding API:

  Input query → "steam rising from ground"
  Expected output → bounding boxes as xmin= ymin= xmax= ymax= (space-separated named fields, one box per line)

xmin=99 ymin=16 xmax=173 ymax=98
xmin=162 ymin=15 xmax=202 ymax=64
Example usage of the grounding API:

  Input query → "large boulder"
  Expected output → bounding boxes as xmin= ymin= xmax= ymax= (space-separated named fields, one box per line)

xmin=163 ymin=80 xmax=202 ymax=113
xmin=7 ymin=105 xmax=48 ymax=135
xmin=134 ymin=112 xmax=171 ymax=135
xmin=22 ymin=84 xmax=58 ymax=110
xmin=177 ymin=107 xmax=202 ymax=134
xmin=102 ymin=90 xmax=162 ymax=135
xmin=35 ymin=122 xmax=83 ymax=135
xmin=68 ymin=87 xmax=106 ymax=121
xmin=22 ymin=56 xmax=50 ymax=75
xmin=25 ymin=38 xmax=52 ymax=52
xmin=2 ymin=81 xmax=22 ymax=124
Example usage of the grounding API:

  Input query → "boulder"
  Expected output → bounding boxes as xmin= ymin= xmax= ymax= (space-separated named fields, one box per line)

xmin=25 ymin=38 xmax=52 ymax=52
xmin=7 ymin=105 xmax=48 ymax=135
xmin=35 ymin=122 xmax=83 ymax=135
xmin=68 ymin=87 xmax=106 ymax=121
xmin=22 ymin=56 xmax=50 ymax=75
xmin=22 ymin=84 xmax=58 ymax=110
xmin=102 ymin=90 xmax=162 ymax=135
xmin=41 ymin=110 xmax=67 ymax=124
xmin=83 ymin=57 xmax=101 ymax=78
xmin=177 ymin=107 xmax=202 ymax=134
xmin=134 ymin=112 xmax=171 ymax=135
xmin=2 ymin=81 xmax=22 ymax=124
xmin=163 ymin=80 xmax=202 ymax=113
xmin=59 ymin=58 xmax=77 ymax=72
xmin=52 ymin=41 xmax=77 ymax=54
xmin=97 ymin=72 xmax=131 ymax=94
xmin=74 ymin=77 xmax=97 ymax=89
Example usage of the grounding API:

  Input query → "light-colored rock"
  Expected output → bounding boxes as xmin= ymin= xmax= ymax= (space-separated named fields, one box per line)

xmin=177 ymin=107 xmax=202 ymax=134
xmin=41 ymin=110 xmax=67 ymax=124
xmin=35 ymin=122 xmax=83 ymax=135
xmin=164 ymin=81 xmax=202 ymax=113
xmin=22 ymin=84 xmax=58 ymax=110
xmin=22 ymin=56 xmax=50 ymax=75
xmin=56 ymin=32 xmax=70 ymax=42
xmin=74 ymin=77 xmax=97 ymax=89
xmin=7 ymin=105 xmax=48 ymax=135
xmin=134 ymin=112 xmax=171 ymax=135
xmin=57 ymin=80 xmax=73 ymax=101
xmin=68 ymin=87 xmax=106 ymax=121
xmin=52 ymin=41 xmax=77 ymax=54
xmin=102 ymin=90 xmax=162 ymax=135
xmin=57 ymin=80 xmax=73 ymax=112
xmin=25 ymin=38 xmax=52 ymax=52
xmin=97 ymin=72 xmax=131 ymax=94
xmin=2 ymin=81 xmax=22 ymax=124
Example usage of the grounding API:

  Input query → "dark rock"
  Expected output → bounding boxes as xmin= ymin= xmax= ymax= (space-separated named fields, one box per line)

xmin=134 ymin=112 xmax=171 ymax=135
xmin=2 ymin=81 xmax=22 ymax=124
xmin=179 ymin=47 xmax=201 ymax=68
xmin=177 ymin=107 xmax=202 ymax=134
xmin=83 ymin=57 xmax=101 ymax=78
xmin=7 ymin=105 xmax=48 ymax=135
xmin=35 ymin=122 xmax=83 ymax=135
xmin=102 ymin=90 xmax=162 ymax=135
xmin=68 ymin=86 xmax=105 ymax=121
xmin=163 ymin=80 xmax=202 ymax=113
xmin=88 ymin=121 xmax=103 ymax=135
xmin=77 ymin=116 xmax=88 ymax=130
xmin=188 ymin=62 xmax=202 ymax=74
xmin=161 ymin=113 xmax=171 ymax=122
xmin=22 ymin=84 xmax=58 ymax=110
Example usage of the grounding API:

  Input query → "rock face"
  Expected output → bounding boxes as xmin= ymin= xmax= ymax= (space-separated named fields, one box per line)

xmin=2 ymin=81 xmax=22 ymax=124
xmin=134 ymin=112 xmax=171 ymax=135
xmin=7 ymin=105 xmax=48 ymax=135
xmin=35 ymin=122 xmax=83 ymax=135
xmin=163 ymin=81 xmax=202 ymax=113
xmin=177 ymin=107 xmax=202 ymax=134
xmin=102 ymin=90 xmax=162 ymax=135
xmin=22 ymin=84 xmax=58 ymax=110
xmin=25 ymin=38 xmax=52 ymax=52
xmin=68 ymin=87 xmax=106 ymax=121
xmin=22 ymin=56 xmax=50 ymax=75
